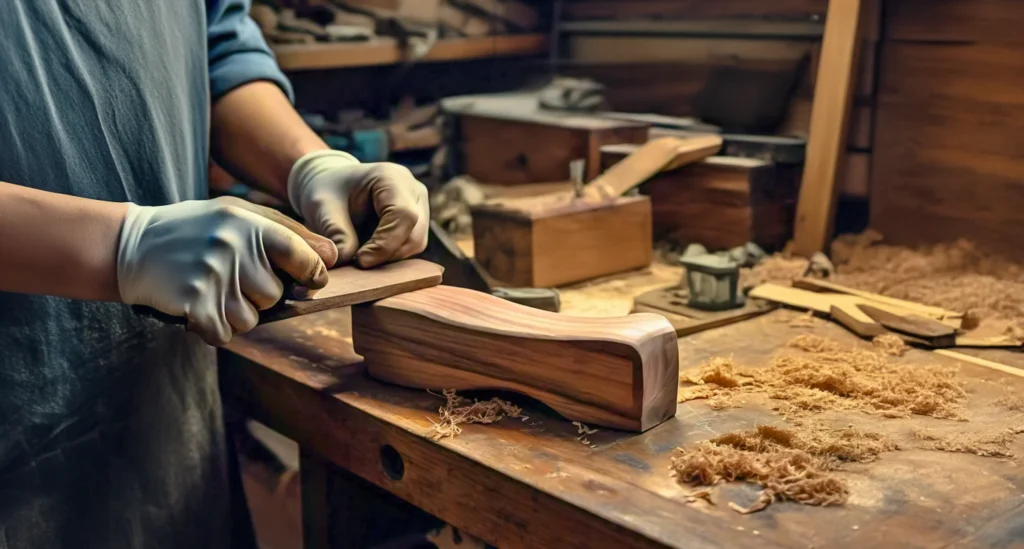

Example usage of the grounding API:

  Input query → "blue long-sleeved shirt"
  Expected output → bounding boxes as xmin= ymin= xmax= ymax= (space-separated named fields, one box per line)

xmin=0 ymin=1 xmax=289 ymax=546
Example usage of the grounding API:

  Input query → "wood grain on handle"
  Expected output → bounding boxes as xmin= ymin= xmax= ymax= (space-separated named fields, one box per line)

xmin=352 ymin=285 xmax=679 ymax=431
xmin=581 ymin=135 xmax=723 ymax=202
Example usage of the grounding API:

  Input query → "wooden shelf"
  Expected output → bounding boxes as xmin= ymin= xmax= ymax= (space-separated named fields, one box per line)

xmin=273 ymin=34 xmax=549 ymax=71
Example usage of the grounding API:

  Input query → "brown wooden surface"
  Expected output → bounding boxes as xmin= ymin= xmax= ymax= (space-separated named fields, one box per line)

xmin=870 ymin=41 xmax=1024 ymax=251
xmin=272 ymin=34 xmax=548 ymax=71
xmin=222 ymin=306 xmax=1024 ymax=549
xmin=561 ymin=0 xmax=829 ymax=21
xmin=472 ymin=196 xmax=653 ymax=287
xmin=885 ymin=0 xmax=1024 ymax=43
xmin=268 ymin=259 xmax=444 ymax=323
xmin=792 ymin=0 xmax=864 ymax=256
xmin=353 ymin=285 xmax=679 ymax=431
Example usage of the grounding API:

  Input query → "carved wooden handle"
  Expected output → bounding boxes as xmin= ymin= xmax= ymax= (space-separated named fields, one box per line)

xmin=352 ymin=285 xmax=679 ymax=432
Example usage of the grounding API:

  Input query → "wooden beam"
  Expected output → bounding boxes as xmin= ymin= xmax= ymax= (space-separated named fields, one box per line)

xmin=791 ymin=0 xmax=864 ymax=256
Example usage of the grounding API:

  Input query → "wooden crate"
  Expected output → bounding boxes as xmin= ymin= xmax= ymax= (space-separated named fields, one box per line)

xmin=471 ymin=196 xmax=653 ymax=287
xmin=601 ymin=147 xmax=799 ymax=250
xmin=457 ymin=113 xmax=648 ymax=184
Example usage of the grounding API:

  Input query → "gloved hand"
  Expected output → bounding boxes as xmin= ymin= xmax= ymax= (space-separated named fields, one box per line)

xmin=117 ymin=196 xmax=337 ymax=346
xmin=287 ymin=150 xmax=429 ymax=268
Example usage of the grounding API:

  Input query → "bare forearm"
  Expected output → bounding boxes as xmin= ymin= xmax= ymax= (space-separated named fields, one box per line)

xmin=0 ymin=182 xmax=127 ymax=301
xmin=210 ymin=81 xmax=329 ymax=202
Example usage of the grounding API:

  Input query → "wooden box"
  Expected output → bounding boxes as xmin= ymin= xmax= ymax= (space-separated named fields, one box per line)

xmin=471 ymin=195 xmax=653 ymax=287
xmin=457 ymin=113 xmax=648 ymax=184
xmin=602 ymin=145 xmax=798 ymax=250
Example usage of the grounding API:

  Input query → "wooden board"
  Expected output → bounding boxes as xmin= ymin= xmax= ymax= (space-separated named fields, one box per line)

xmin=582 ymin=136 xmax=723 ymax=201
xmin=792 ymin=0 xmax=864 ymax=256
xmin=271 ymin=35 xmax=548 ymax=71
xmin=792 ymin=277 xmax=962 ymax=322
xmin=885 ymin=0 xmax=1024 ymax=43
xmin=561 ymin=0 xmax=829 ymax=20
xmin=267 ymin=259 xmax=444 ymax=322
xmin=471 ymin=195 xmax=653 ymax=288
xmin=857 ymin=304 xmax=957 ymax=347
xmin=870 ymin=41 xmax=1024 ymax=251
xmin=632 ymin=286 xmax=777 ymax=337
xmin=352 ymin=285 xmax=679 ymax=431
xmin=222 ymin=307 xmax=1024 ymax=549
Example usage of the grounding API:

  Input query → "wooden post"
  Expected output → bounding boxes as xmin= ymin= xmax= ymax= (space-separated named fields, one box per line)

xmin=792 ymin=0 xmax=864 ymax=256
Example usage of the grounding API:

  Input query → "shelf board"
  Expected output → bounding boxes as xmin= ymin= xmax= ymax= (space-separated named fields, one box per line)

xmin=273 ymin=34 xmax=549 ymax=71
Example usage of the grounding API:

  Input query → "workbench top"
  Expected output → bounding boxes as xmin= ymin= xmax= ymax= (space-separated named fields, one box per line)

xmin=221 ymin=283 xmax=1024 ymax=549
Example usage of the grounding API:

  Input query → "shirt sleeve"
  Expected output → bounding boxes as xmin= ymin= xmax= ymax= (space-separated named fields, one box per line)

xmin=206 ymin=0 xmax=294 ymax=102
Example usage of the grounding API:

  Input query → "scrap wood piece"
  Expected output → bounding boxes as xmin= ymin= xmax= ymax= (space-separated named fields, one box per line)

xmin=857 ymin=304 xmax=957 ymax=347
xmin=749 ymin=283 xmax=965 ymax=339
xmin=793 ymin=277 xmax=963 ymax=326
xmin=582 ymin=136 xmax=723 ymax=202
xmin=749 ymin=283 xmax=884 ymax=337
xmin=353 ymin=285 xmax=679 ymax=431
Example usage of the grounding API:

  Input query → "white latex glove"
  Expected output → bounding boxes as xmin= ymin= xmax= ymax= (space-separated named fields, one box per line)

xmin=287 ymin=150 xmax=429 ymax=268
xmin=117 ymin=196 xmax=337 ymax=346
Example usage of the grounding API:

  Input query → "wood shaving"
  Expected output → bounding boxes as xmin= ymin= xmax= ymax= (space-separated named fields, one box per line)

xmin=685 ymin=488 xmax=715 ymax=504
xmin=872 ymin=334 xmax=910 ymax=357
xmin=573 ymin=421 xmax=598 ymax=435
xmin=671 ymin=423 xmax=894 ymax=512
xmin=995 ymin=393 xmax=1024 ymax=412
xmin=913 ymin=427 xmax=1024 ymax=458
xmin=680 ymin=335 xmax=967 ymax=420
xmin=786 ymin=311 xmax=821 ymax=328
xmin=741 ymin=255 xmax=809 ymax=289
xmin=427 ymin=389 xmax=522 ymax=440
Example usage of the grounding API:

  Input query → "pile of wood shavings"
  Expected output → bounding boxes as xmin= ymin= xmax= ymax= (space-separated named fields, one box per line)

xmin=671 ymin=424 xmax=895 ymax=512
xmin=679 ymin=335 xmax=967 ymax=420
xmin=740 ymin=255 xmax=809 ymax=288
xmin=427 ymin=389 xmax=523 ymax=440
xmin=872 ymin=334 xmax=910 ymax=356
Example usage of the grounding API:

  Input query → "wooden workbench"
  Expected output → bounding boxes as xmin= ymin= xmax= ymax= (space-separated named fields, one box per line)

xmin=220 ymin=286 xmax=1024 ymax=549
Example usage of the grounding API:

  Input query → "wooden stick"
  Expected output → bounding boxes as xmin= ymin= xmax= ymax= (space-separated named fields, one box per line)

xmin=352 ymin=285 xmax=679 ymax=432
xmin=582 ymin=136 xmax=722 ymax=201
xmin=935 ymin=350 xmax=1024 ymax=380
xmin=791 ymin=0 xmax=864 ymax=256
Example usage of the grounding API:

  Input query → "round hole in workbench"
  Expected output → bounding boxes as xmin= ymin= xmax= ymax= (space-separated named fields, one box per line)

xmin=380 ymin=444 xmax=404 ymax=481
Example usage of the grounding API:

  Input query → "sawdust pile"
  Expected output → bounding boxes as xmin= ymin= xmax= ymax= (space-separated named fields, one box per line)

xmin=872 ymin=334 xmax=910 ymax=357
xmin=913 ymin=427 xmax=1024 ymax=459
xmin=830 ymin=234 xmax=1024 ymax=336
xmin=740 ymin=255 xmax=809 ymax=288
xmin=427 ymin=389 xmax=522 ymax=440
xmin=679 ymin=335 xmax=967 ymax=420
xmin=671 ymin=424 xmax=895 ymax=512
